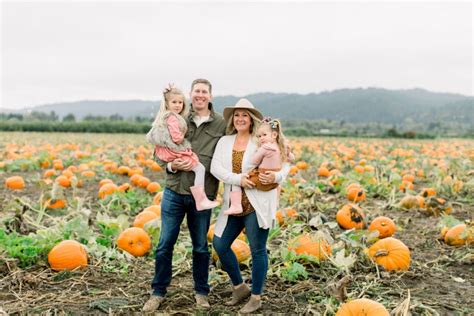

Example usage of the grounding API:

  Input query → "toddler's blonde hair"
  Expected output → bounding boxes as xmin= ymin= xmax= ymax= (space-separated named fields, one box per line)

xmin=259 ymin=118 xmax=290 ymax=163
xmin=153 ymin=84 xmax=188 ymax=125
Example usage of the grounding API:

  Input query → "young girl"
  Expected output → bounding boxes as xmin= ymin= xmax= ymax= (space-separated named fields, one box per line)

xmin=224 ymin=117 xmax=294 ymax=215
xmin=146 ymin=84 xmax=219 ymax=211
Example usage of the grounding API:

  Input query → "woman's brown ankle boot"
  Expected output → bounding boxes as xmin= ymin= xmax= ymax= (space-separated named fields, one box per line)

xmin=225 ymin=283 xmax=251 ymax=306
xmin=239 ymin=295 xmax=262 ymax=314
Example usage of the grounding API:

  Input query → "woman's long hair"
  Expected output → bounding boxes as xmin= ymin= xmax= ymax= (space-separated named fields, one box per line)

xmin=226 ymin=109 xmax=261 ymax=138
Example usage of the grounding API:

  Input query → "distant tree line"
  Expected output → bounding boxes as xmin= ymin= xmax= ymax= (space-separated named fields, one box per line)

xmin=0 ymin=111 xmax=151 ymax=123
xmin=0 ymin=111 xmax=472 ymax=138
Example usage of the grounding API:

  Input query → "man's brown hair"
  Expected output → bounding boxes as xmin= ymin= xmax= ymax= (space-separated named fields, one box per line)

xmin=191 ymin=79 xmax=212 ymax=94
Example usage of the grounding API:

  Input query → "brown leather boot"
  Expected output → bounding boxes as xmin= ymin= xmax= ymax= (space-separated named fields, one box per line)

xmin=142 ymin=295 xmax=165 ymax=312
xmin=225 ymin=283 xmax=251 ymax=306
xmin=195 ymin=294 xmax=211 ymax=309
xmin=239 ymin=295 xmax=262 ymax=314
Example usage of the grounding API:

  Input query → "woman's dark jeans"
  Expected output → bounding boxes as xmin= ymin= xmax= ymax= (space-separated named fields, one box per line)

xmin=212 ymin=211 xmax=269 ymax=295
xmin=151 ymin=188 xmax=212 ymax=297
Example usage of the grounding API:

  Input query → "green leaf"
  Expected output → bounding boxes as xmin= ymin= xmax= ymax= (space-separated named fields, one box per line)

xmin=281 ymin=262 xmax=308 ymax=282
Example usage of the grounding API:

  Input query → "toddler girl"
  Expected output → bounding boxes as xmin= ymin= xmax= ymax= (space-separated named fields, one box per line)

xmin=146 ymin=84 xmax=219 ymax=211
xmin=224 ymin=117 xmax=294 ymax=215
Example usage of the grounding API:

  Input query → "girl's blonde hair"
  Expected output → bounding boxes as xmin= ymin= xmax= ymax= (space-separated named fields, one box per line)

xmin=226 ymin=109 xmax=261 ymax=138
xmin=260 ymin=117 xmax=290 ymax=163
xmin=152 ymin=84 xmax=188 ymax=125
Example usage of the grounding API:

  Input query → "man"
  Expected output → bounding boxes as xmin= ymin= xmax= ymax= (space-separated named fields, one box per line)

xmin=143 ymin=79 xmax=226 ymax=312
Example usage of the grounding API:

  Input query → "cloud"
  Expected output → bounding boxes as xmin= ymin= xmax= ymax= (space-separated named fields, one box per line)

xmin=1 ymin=1 xmax=472 ymax=109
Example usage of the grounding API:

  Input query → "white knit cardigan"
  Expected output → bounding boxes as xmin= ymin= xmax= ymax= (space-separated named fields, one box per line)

xmin=210 ymin=134 xmax=290 ymax=237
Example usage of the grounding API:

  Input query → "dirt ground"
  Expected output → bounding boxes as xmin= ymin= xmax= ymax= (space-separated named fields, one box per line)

xmin=1 ymin=170 xmax=473 ymax=315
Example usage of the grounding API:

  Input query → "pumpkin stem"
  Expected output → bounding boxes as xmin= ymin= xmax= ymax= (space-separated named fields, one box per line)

xmin=375 ymin=249 xmax=389 ymax=257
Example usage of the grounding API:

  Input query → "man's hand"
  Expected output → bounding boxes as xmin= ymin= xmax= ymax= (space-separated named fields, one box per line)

xmin=170 ymin=158 xmax=194 ymax=172
xmin=259 ymin=171 xmax=276 ymax=185
xmin=241 ymin=174 xmax=256 ymax=189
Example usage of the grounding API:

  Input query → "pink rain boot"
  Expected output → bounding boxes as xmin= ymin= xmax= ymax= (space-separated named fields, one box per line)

xmin=190 ymin=185 xmax=219 ymax=211
xmin=223 ymin=191 xmax=243 ymax=215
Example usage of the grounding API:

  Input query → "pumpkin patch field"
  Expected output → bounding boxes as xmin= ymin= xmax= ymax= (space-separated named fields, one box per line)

xmin=0 ymin=132 xmax=473 ymax=315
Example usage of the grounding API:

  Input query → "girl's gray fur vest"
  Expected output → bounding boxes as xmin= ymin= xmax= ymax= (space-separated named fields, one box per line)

xmin=146 ymin=112 xmax=192 ymax=152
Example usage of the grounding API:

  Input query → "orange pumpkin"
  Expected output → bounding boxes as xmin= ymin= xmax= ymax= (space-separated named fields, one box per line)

xmin=43 ymin=169 xmax=56 ymax=178
xmin=103 ymin=162 xmax=118 ymax=173
xmin=336 ymin=204 xmax=366 ymax=230
xmin=130 ymin=174 xmax=143 ymax=186
xmin=128 ymin=167 xmax=143 ymax=177
xmin=117 ymin=227 xmax=151 ymax=256
xmin=336 ymin=298 xmax=390 ymax=316
xmin=5 ymin=176 xmax=25 ymax=190
xmin=366 ymin=237 xmax=410 ymax=271
xmin=40 ymin=159 xmax=51 ymax=169
xmin=276 ymin=208 xmax=299 ymax=226
xmin=288 ymin=166 xmax=299 ymax=175
xmin=426 ymin=197 xmax=452 ymax=215
xmin=296 ymin=161 xmax=308 ymax=170
xmin=346 ymin=183 xmax=361 ymax=192
xmin=81 ymin=170 xmax=95 ymax=178
xmin=364 ymin=165 xmax=375 ymax=172
xmin=439 ymin=226 xmax=449 ymax=240
xmin=118 ymin=182 xmax=131 ymax=192
xmin=402 ymin=174 xmax=415 ymax=183
xmin=212 ymin=239 xmax=250 ymax=263
xmin=46 ymin=199 xmax=67 ymax=209
xmin=346 ymin=187 xmax=366 ymax=202
xmin=144 ymin=205 xmax=161 ymax=216
xmin=53 ymin=160 xmax=64 ymax=170
xmin=354 ymin=165 xmax=365 ymax=173
xmin=54 ymin=175 xmax=71 ymax=188
xmin=288 ymin=234 xmax=331 ymax=260
xmin=444 ymin=224 xmax=473 ymax=247
xmin=153 ymin=191 xmax=163 ymax=205
xmin=420 ymin=187 xmax=436 ymax=198
xmin=368 ymin=216 xmax=396 ymax=238
xmin=146 ymin=182 xmax=161 ymax=193
xmin=416 ymin=169 xmax=425 ymax=178
xmin=99 ymin=178 xmax=114 ymax=188
xmin=48 ymin=240 xmax=88 ymax=271
xmin=416 ymin=196 xmax=425 ymax=209
xmin=400 ymin=195 xmax=424 ymax=209
xmin=133 ymin=210 xmax=159 ymax=228
xmin=61 ymin=170 xmax=74 ymax=179
xmin=150 ymin=161 xmax=163 ymax=172
xmin=317 ymin=167 xmax=330 ymax=177
xmin=207 ymin=223 xmax=246 ymax=242
xmin=98 ymin=183 xmax=118 ymax=199
xmin=67 ymin=165 xmax=79 ymax=172
xmin=399 ymin=180 xmax=414 ymax=192
xmin=137 ymin=176 xmax=151 ymax=188
xmin=117 ymin=165 xmax=131 ymax=175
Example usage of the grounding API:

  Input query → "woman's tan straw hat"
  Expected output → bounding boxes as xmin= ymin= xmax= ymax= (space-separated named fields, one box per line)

xmin=223 ymin=98 xmax=263 ymax=122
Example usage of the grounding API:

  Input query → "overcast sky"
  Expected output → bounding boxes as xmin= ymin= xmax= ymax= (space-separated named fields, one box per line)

xmin=1 ymin=1 xmax=472 ymax=109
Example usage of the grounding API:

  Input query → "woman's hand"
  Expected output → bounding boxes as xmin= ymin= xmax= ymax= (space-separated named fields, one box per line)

xmin=259 ymin=171 xmax=276 ymax=185
xmin=240 ymin=174 xmax=256 ymax=189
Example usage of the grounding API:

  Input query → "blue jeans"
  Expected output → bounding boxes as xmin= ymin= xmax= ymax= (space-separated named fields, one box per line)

xmin=212 ymin=211 xmax=269 ymax=295
xmin=151 ymin=188 xmax=212 ymax=297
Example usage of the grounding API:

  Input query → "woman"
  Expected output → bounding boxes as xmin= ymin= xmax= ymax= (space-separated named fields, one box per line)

xmin=210 ymin=98 xmax=290 ymax=313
